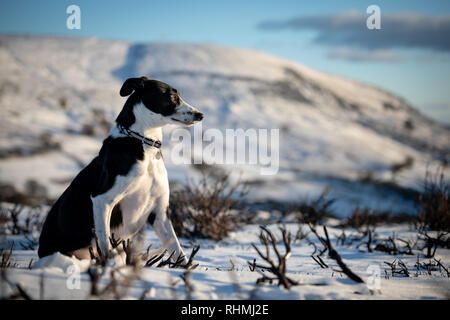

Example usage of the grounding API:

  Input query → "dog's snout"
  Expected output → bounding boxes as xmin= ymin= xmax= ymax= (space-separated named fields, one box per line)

xmin=194 ymin=112 xmax=204 ymax=121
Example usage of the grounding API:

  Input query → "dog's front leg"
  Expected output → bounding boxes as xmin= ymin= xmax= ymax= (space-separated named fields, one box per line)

xmin=91 ymin=197 xmax=114 ymax=260
xmin=151 ymin=206 xmax=187 ymax=264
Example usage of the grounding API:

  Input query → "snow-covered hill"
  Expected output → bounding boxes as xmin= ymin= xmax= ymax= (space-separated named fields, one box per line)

xmin=0 ymin=34 xmax=448 ymax=215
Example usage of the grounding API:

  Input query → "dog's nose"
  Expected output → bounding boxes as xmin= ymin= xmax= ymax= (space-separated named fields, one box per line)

xmin=194 ymin=112 xmax=204 ymax=121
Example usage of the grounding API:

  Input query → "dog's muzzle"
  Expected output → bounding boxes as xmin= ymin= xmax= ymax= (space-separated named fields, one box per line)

xmin=193 ymin=112 xmax=204 ymax=121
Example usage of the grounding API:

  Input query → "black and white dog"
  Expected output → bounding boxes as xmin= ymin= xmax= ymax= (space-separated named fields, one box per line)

xmin=38 ymin=76 xmax=203 ymax=263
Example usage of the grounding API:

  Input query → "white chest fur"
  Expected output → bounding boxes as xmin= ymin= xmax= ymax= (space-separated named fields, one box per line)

xmin=113 ymin=147 xmax=170 ymax=239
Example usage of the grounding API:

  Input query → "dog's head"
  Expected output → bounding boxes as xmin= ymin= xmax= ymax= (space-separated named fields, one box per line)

xmin=117 ymin=76 xmax=203 ymax=128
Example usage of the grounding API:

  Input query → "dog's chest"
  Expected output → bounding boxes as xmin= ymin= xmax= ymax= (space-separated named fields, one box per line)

xmin=116 ymin=151 xmax=168 ymax=236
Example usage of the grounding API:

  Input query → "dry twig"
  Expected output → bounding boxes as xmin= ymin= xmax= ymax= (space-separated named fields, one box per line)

xmin=309 ymin=224 xmax=364 ymax=283
xmin=249 ymin=226 xmax=297 ymax=289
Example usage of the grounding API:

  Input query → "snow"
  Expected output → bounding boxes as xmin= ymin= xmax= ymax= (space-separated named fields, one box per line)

xmin=0 ymin=35 xmax=449 ymax=216
xmin=1 ymin=204 xmax=449 ymax=300
xmin=32 ymin=252 xmax=91 ymax=273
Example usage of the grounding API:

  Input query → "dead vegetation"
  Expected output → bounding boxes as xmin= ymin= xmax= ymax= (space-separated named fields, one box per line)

xmin=247 ymin=222 xmax=369 ymax=291
xmin=179 ymin=269 xmax=194 ymax=299
xmin=85 ymin=231 xmax=200 ymax=299
xmin=1 ymin=243 xmax=17 ymax=269
xmin=81 ymin=109 xmax=113 ymax=137
xmin=416 ymin=167 xmax=450 ymax=232
xmin=86 ymin=264 xmax=141 ymax=299
xmin=0 ymin=204 xmax=43 ymax=251
xmin=0 ymin=132 xmax=61 ymax=160
xmin=384 ymin=257 xmax=450 ymax=279
xmin=0 ymin=180 xmax=51 ymax=206
xmin=413 ymin=168 xmax=450 ymax=258
xmin=309 ymin=224 xmax=364 ymax=283
xmin=291 ymin=189 xmax=335 ymax=225
xmin=417 ymin=230 xmax=449 ymax=258
xmin=384 ymin=259 xmax=410 ymax=278
xmin=390 ymin=156 xmax=414 ymax=181
xmin=372 ymin=232 xmax=415 ymax=256
xmin=168 ymin=171 xmax=253 ymax=240
xmin=248 ymin=226 xmax=298 ymax=289
xmin=144 ymin=245 xmax=200 ymax=270
xmin=414 ymin=256 xmax=450 ymax=277
xmin=335 ymin=168 xmax=450 ymax=259
xmin=341 ymin=207 xmax=415 ymax=230
xmin=0 ymin=241 xmax=34 ymax=299
xmin=97 ymin=232 xmax=199 ymax=269
xmin=0 ymin=204 xmax=44 ymax=236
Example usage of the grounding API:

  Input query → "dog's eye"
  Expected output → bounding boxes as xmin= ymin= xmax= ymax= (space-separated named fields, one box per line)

xmin=171 ymin=94 xmax=181 ymax=105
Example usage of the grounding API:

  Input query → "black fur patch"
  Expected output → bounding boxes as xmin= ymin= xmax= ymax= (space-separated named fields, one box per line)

xmin=147 ymin=211 xmax=156 ymax=225
xmin=140 ymin=80 xmax=180 ymax=116
xmin=115 ymin=93 xmax=139 ymax=128
xmin=91 ymin=136 xmax=144 ymax=197
xmin=115 ymin=79 xmax=180 ymax=128
xmin=110 ymin=203 xmax=123 ymax=229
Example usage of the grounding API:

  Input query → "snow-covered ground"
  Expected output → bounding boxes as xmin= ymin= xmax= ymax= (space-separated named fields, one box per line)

xmin=0 ymin=35 xmax=449 ymax=216
xmin=1 ymin=204 xmax=449 ymax=300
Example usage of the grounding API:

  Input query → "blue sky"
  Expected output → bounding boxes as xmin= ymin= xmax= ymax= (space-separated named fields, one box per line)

xmin=1 ymin=0 xmax=450 ymax=124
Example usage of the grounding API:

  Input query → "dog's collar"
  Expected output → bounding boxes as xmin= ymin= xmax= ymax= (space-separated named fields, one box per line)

xmin=117 ymin=125 xmax=162 ymax=149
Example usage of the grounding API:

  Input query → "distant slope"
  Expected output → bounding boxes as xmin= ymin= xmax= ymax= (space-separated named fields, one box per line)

xmin=0 ymin=35 xmax=448 ymax=215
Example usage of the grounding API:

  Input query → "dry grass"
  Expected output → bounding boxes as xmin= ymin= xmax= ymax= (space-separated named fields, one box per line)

xmin=0 ymin=180 xmax=52 ymax=206
xmin=1 ymin=243 xmax=17 ymax=269
xmin=291 ymin=189 xmax=335 ymax=225
xmin=341 ymin=207 xmax=415 ymax=230
xmin=416 ymin=167 xmax=450 ymax=232
xmin=168 ymin=171 xmax=252 ymax=240
xmin=0 ymin=204 xmax=44 ymax=236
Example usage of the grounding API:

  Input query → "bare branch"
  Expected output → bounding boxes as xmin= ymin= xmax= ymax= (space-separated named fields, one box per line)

xmin=249 ymin=226 xmax=297 ymax=289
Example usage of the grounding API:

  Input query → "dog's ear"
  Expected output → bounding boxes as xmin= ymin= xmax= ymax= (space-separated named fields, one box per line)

xmin=120 ymin=76 xmax=149 ymax=97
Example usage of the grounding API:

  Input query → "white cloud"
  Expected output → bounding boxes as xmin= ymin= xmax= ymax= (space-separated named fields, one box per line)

xmin=327 ymin=47 xmax=404 ymax=63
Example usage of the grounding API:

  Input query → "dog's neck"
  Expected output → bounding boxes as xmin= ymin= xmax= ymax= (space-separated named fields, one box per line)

xmin=128 ymin=102 xmax=163 ymax=142
xmin=127 ymin=125 xmax=162 ymax=145
xmin=111 ymin=102 xmax=164 ymax=148
xmin=114 ymin=102 xmax=163 ymax=140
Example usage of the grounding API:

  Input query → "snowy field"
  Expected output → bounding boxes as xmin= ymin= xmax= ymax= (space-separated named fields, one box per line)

xmin=1 ymin=203 xmax=449 ymax=300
